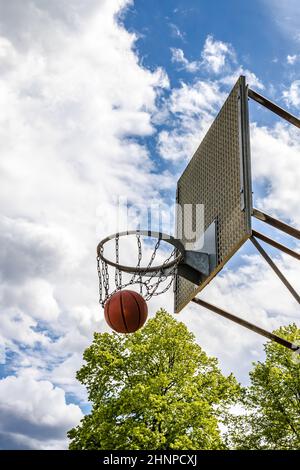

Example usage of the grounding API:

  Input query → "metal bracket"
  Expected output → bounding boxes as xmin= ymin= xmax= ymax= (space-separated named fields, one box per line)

xmin=184 ymin=251 xmax=210 ymax=276
xmin=177 ymin=252 xmax=209 ymax=285
xmin=178 ymin=220 xmax=217 ymax=285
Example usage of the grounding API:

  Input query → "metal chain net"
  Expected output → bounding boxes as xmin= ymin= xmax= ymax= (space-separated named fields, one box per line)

xmin=97 ymin=234 xmax=178 ymax=308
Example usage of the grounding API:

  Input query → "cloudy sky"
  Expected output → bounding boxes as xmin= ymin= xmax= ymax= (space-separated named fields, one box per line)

xmin=0 ymin=0 xmax=299 ymax=449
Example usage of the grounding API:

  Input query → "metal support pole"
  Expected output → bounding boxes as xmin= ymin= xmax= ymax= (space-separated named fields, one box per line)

xmin=248 ymin=88 xmax=300 ymax=129
xmin=251 ymin=236 xmax=300 ymax=304
xmin=192 ymin=298 xmax=300 ymax=352
xmin=252 ymin=230 xmax=300 ymax=261
xmin=252 ymin=208 xmax=300 ymax=240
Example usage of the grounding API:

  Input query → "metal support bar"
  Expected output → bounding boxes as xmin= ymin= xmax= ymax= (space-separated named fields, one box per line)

xmin=192 ymin=298 xmax=300 ymax=352
xmin=248 ymin=88 xmax=300 ymax=129
xmin=252 ymin=207 xmax=300 ymax=240
xmin=238 ymin=78 xmax=253 ymax=217
xmin=251 ymin=236 xmax=300 ymax=304
xmin=252 ymin=230 xmax=300 ymax=261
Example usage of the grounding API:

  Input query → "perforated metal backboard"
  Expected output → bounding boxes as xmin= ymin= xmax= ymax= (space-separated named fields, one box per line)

xmin=175 ymin=76 xmax=252 ymax=313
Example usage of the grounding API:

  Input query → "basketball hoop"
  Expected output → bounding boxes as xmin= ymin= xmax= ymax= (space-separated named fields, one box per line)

xmin=96 ymin=230 xmax=185 ymax=307
xmin=96 ymin=75 xmax=300 ymax=350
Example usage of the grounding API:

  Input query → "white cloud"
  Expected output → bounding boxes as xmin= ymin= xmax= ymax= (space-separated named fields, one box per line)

xmin=0 ymin=375 xmax=83 ymax=449
xmin=157 ymin=80 xmax=226 ymax=161
xmin=251 ymin=122 xmax=300 ymax=226
xmin=220 ymin=66 xmax=264 ymax=90
xmin=201 ymin=35 xmax=234 ymax=74
xmin=0 ymin=216 xmax=82 ymax=283
xmin=0 ymin=307 xmax=50 ymax=353
xmin=169 ymin=23 xmax=185 ymax=40
xmin=44 ymin=353 xmax=87 ymax=401
xmin=171 ymin=36 xmax=234 ymax=75
xmin=170 ymin=37 xmax=264 ymax=107
xmin=169 ymin=80 xmax=225 ymax=115
xmin=287 ymin=54 xmax=298 ymax=64
xmin=283 ymin=80 xmax=300 ymax=107
xmin=170 ymin=48 xmax=199 ymax=73
xmin=0 ymin=36 xmax=17 ymax=72
xmin=165 ymin=37 xmax=263 ymax=162
xmin=2 ymin=279 xmax=60 ymax=323
xmin=0 ymin=0 xmax=171 ymax=448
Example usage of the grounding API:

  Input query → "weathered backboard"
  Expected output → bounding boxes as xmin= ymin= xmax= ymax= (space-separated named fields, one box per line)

xmin=175 ymin=76 xmax=252 ymax=313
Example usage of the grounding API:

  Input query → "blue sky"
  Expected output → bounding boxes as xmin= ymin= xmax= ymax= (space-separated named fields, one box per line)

xmin=124 ymin=0 xmax=300 ymax=102
xmin=0 ymin=0 xmax=299 ymax=449
xmin=124 ymin=0 xmax=300 ymax=194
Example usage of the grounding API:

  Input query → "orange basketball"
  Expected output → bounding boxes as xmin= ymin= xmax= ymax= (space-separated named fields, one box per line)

xmin=104 ymin=290 xmax=148 ymax=333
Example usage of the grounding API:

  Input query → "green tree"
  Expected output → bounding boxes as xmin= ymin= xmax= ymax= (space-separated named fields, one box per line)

xmin=68 ymin=309 xmax=239 ymax=450
xmin=226 ymin=324 xmax=300 ymax=450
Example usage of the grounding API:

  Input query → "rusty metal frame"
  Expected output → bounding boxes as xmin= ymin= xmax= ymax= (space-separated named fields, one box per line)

xmin=248 ymin=88 xmax=300 ymax=129
xmin=190 ymin=83 xmax=300 ymax=351
xmin=253 ymin=208 xmax=300 ymax=240
xmin=252 ymin=230 xmax=300 ymax=261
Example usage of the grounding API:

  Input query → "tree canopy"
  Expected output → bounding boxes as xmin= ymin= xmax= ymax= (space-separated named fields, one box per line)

xmin=226 ymin=323 xmax=300 ymax=450
xmin=68 ymin=309 xmax=239 ymax=450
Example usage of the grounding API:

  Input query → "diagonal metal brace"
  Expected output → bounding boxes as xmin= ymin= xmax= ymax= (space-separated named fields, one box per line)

xmin=248 ymin=89 xmax=300 ymax=129
xmin=252 ymin=230 xmax=300 ymax=261
xmin=251 ymin=236 xmax=300 ymax=304
xmin=192 ymin=297 xmax=300 ymax=352
xmin=252 ymin=207 xmax=300 ymax=240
